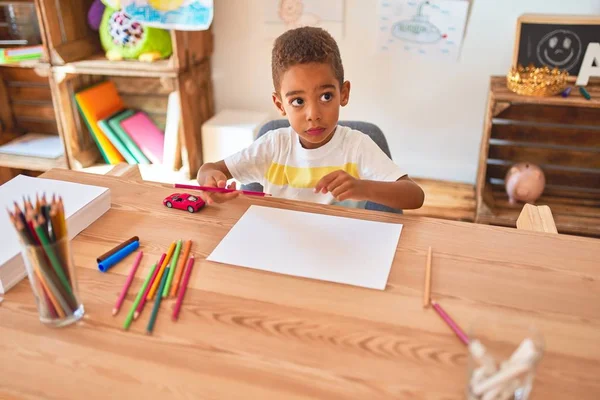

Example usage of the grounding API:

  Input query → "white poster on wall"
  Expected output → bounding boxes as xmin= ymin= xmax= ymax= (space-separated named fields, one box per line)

xmin=377 ymin=0 xmax=469 ymax=61
xmin=263 ymin=0 xmax=345 ymax=40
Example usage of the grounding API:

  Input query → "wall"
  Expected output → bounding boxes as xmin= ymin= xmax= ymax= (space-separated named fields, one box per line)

xmin=211 ymin=0 xmax=600 ymax=184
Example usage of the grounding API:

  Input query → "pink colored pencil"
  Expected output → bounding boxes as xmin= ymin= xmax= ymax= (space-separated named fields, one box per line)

xmin=172 ymin=256 xmax=195 ymax=321
xmin=173 ymin=183 xmax=270 ymax=197
xmin=112 ymin=251 xmax=143 ymax=316
xmin=431 ymin=301 xmax=469 ymax=345
xmin=134 ymin=253 xmax=165 ymax=320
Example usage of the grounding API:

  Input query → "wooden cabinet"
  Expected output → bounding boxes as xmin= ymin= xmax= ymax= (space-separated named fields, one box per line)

xmin=476 ymin=76 xmax=600 ymax=237
xmin=0 ymin=0 xmax=215 ymax=182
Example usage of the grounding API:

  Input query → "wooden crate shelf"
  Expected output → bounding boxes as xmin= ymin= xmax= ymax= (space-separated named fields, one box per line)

xmin=52 ymin=60 xmax=214 ymax=176
xmin=36 ymin=0 xmax=213 ymax=72
xmin=476 ymin=76 xmax=600 ymax=238
xmin=1 ymin=1 xmax=215 ymax=178
xmin=1 ymin=1 xmax=49 ymax=63
xmin=0 ymin=151 xmax=66 ymax=171
xmin=0 ymin=64 xmax=65 ymax=169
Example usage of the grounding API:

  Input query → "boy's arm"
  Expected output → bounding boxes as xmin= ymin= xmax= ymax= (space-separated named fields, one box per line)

xmin=314 ymin=172 xmax=425 ymax=210
xmin=196 ymin=160 xmax=240 ymax=204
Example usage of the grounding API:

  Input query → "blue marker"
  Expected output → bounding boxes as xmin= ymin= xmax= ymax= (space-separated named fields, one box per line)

xmin=98 ymin=240 xmax=140 ymax=272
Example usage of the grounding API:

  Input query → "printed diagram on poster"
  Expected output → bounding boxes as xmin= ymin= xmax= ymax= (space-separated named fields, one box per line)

xmin=377 ymin=0 xmax=469 ymax=60
xmin=263 ymin=0 xmax=345 ymax=40
xmin=121 ymin=0 xmax=213 ymax=30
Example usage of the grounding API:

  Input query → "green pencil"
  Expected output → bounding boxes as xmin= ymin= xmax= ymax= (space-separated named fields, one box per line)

xmin=162 ymin=239 xmax=182 ymax=298
xmin=123 ymin=262 xmax=158 ymax=330
xmin=147 ymin=266 xmax=169 ymax=334
xmin=34 ymin=216 xmax=73 ymax=297
xmin=579 ymin=86 xmax=591 ymax=100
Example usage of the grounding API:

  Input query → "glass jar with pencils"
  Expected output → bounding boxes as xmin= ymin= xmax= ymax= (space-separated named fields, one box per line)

xmin=9 ymin=195 xmax=84 ymax=327
xmin=466 ymin=316 xmax=544 ymax=400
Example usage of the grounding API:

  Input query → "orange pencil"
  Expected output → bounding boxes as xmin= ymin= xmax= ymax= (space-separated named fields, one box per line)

xmin=170 ymin=240 xmax=192 ymax=297
xmin=146 ymin=241 xmax=176 ymax=300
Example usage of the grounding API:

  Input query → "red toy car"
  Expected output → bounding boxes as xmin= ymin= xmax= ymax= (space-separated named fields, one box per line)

xmin=163 ymin=193 xmax=205 ymax=213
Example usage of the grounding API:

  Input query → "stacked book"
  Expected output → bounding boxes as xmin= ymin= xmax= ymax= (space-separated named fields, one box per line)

xmin=74 ymin=81 xmax=180 ymax=167
xmin=0 ymin=175 xmax=110 ymax=294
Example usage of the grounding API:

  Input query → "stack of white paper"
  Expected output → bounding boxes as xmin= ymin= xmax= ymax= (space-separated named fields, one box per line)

xmin=207 ymin=205 xmax=403 ymax=290
xmin=0 ymin=175 xmax=111 ymax=294
xmin=0 ymin=133 xmax=64 ymax=159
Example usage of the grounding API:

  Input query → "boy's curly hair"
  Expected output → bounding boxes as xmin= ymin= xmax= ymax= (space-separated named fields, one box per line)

xmin=271 ymin=26 xmax=344 ymax=92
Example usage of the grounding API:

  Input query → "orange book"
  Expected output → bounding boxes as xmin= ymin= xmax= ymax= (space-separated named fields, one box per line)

xmin=74 ymin=81 xmax=126 ymax=164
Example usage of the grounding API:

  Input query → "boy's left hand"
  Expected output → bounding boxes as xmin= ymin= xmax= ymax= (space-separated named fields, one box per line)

xmin=314 ymin=170 xmax=370 ymax=201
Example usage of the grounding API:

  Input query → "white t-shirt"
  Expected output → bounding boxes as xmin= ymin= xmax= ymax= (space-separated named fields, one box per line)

xmin=224 ymin=125 xmax=405 ymax=207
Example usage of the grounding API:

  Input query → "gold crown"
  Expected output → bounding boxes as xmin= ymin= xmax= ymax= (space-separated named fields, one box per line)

xmin=506 ymin=64 xmax=569 ymax=97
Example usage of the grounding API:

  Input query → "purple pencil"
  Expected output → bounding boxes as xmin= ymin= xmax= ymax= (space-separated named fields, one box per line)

xmin=431 ymin=301 xmax=469 ymax=345
xmin=172 ymin=256 xmax=195 ymax=321
xmin=112 ymin=251 xmax=143 ymax=315
xmin=134 ymin=253 xmax=165 ymax=320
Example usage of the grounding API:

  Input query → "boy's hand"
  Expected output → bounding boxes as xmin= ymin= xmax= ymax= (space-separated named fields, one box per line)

xmin=314 ymin=170 xmax=370 ymax=202
xmin=197 ymin=171 xmax=240 ymax=205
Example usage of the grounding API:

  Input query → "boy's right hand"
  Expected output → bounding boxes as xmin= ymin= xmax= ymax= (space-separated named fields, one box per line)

xmin=197 ymin=171 xmax=240 ymax=205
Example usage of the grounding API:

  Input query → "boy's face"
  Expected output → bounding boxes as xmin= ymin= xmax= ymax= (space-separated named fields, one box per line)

xmin=272 ymin=62 xmax=350 ymax=149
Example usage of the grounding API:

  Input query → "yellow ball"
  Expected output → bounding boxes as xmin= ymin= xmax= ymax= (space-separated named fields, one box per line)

xmin=148 ymin=0 xmax=185 ymax=11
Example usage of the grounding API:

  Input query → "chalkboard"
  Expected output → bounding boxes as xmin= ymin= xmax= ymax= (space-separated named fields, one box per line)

xmin=513 ymin=15 xmax=600 ymax=76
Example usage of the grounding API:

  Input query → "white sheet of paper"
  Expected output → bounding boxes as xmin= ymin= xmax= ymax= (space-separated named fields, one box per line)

xmin=263 ymin=0 xmax=345 ymax=40
xmin=207 ymin=205 xmax=403 ymax=290
xmin=377 ymin=0 xmax=470 ymax=61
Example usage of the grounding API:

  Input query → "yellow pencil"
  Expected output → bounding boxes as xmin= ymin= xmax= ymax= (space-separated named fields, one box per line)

xmin=423 ymin=246 xmax=433 ymax=308
xmin=146 ymin=241 xmax=176 ymax=300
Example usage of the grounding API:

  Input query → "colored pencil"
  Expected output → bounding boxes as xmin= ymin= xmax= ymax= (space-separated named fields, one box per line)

xmin=12 ymin=215 xmax=59 ymax=318
xmin=97 ymin=236 xmax=140 ymax=263
xmin=162 ymin=239 xmax=182 ymax=298
xmin=173 ymin=183 xmax=271 ymax=197
xmin=33 ymin=215 xmax=73 ymax=298
xmin=579 ymin=86 xmax=591 ymax=100
xmin=123 ymin=262 xmax=158 ymax=330
xmin=431 ymin=301 xmax=469 ymax=345
xmin=146 ymin=266 xmax=169 ymax=334
xmin=423 ymin=246 xmax=432 ymax=308
xmin=8 ymin=193 xmax=79 ymax=321
xmin=172 ymin=256 xmax=195 ymax=321
xmin=135 ymin=253 xmax=165 ymax=319
xmin=112 ymin=251 xmax=143 ymax=316
xmin=170 ymin=240 xmax=192 ymax=297
xmin=147 ymin=242 xmax=175 ymax=300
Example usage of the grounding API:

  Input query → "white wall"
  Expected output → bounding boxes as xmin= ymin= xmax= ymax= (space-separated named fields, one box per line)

xmin=211 ymin=0 xmax=600 ymax=184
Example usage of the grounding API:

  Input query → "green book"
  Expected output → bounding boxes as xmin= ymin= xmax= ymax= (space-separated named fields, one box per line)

xmin=108 ymin=110 xmax=151 ymax=164
xmin=74 ymin=97 xmax=109 ymax=164
xmin=98 ymin=110 xmax=138 ymax=164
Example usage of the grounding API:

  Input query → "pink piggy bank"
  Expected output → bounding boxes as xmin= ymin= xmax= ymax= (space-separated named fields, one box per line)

xmin=505 ymin=163 xmax=545 ymax=205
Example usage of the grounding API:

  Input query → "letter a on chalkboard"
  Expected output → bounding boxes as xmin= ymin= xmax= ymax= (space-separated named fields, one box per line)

xmin=576 ymin=43 xmax=600 ymax=86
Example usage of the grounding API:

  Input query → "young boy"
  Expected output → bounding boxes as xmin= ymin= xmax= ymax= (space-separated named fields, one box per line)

xmin=197 ymin=27 xmax=424 ymax=210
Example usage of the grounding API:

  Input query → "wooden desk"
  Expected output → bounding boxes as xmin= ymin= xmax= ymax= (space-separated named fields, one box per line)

xmin=1 ymin=169 xmax=599 ymax=399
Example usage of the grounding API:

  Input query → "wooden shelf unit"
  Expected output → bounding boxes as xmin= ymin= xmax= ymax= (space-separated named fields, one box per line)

xmin=0 ymin=64 xmax=65 ymax=171
xmin=53 ymin=60 xmax=214 ymax=175
xmin=0 ymin=1 xmax=216 ymax=182
xmin=475 ymin=76 xmax=600 ymax=238
xmin=36 ymin=0 xmax=213 ymax=72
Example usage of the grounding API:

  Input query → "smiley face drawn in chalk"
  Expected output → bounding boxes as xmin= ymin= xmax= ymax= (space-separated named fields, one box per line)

xmin=536 ymin=29 xmax=582 ymax=71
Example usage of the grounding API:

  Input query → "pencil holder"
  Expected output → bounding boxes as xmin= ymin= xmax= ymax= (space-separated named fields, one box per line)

xmin=20 ymin=237 xmax=85 ymax=327
xmin=466 ymin=317 xmax=544 ymax=400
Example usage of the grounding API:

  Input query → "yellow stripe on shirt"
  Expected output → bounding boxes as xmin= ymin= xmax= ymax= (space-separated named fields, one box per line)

xmin=265 ymin=162 xmax=360 ymax=188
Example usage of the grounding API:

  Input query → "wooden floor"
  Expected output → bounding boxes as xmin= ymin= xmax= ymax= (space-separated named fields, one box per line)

xmin=405 ymin=178 xmax=476 ymax=222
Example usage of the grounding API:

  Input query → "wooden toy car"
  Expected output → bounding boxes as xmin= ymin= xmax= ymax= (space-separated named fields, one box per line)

xmin=163 ymin=193 xmax=205 ymax=213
